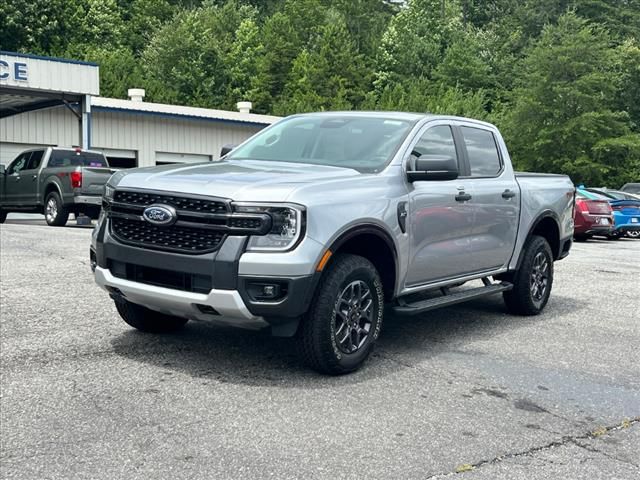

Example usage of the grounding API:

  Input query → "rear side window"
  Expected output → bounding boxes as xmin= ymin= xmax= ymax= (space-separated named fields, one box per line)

xmin=48 ymin=151 xmax=108 ymax=168
xmin=26 ymin=150 xmax=44 ymax=170
xmin=461 ymin=127 xmax=502 ymax=176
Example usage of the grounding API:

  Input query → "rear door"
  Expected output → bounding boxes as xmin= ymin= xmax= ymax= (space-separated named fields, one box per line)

xmin=457 ymin=124 xmax=519 ymax=272
xmin=404 ymin=122 xmax=475 ymax=286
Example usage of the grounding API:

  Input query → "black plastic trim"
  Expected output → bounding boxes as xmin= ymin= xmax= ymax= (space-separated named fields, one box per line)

xmin=213 ymin=236 xmax=248 ymax=290
xmin=238 ymin=273 xmax=320 ymax=319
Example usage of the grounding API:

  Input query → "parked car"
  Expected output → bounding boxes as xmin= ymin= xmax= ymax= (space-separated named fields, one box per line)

xmin=0 ymin=147 xmax=115 ymax=226
xmin=620 ymin=183 xmax=640 ymax=195
xmin=92 ymin=112 xmax=574 ymax=374
xmin=590 ymin=188 xmax=640 ymax=202
xmin=577 ymin=187 xmax=640 ymax=239
xmin=573 ymin=192 xmax=613 ymax=241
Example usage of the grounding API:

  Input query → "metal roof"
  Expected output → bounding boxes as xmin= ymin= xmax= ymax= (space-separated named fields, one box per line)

xmin=91 ymin=97 xmax=281 ymax=127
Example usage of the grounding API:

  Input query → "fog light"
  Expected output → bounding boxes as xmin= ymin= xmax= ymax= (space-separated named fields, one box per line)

xmin=246 ymin=281 xmax=286 ymax=301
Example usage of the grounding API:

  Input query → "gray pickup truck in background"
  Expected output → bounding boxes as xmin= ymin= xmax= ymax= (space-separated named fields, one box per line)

xmin=92 ymin=112 xmax=575 ymax=374
xmin=0 ymin=147 xmax=115 ymax=226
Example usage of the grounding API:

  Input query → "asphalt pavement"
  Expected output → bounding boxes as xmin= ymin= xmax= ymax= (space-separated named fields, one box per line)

xmin=1 ymin=219 xmax=639 ymax=479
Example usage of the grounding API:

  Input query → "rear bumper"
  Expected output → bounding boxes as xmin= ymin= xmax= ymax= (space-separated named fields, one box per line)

xmin=74 ymin=195 xmax=102 ymax=206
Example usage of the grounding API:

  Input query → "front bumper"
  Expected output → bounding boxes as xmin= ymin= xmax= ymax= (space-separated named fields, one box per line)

xmin=92 ymin=217 xmax=320 ymax=334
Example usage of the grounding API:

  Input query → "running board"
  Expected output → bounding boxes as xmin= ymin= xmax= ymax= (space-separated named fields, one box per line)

xmin=392 ymin=282 xmax=513 ymax=316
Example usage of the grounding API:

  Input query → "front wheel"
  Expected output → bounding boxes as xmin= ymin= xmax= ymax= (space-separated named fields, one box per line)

xmin=297 ymin=254 xmax=384 ymax=375
xmin=503 ymin=235 xmax=554 ymax=316
xmin=44 ymin=192 xmax=69 ymax=226
xmin=114 ymin=298 xmax=188 ymax=333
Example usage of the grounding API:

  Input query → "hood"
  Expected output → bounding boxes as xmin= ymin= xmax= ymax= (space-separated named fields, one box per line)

xmin=114 ymin=160 xmax=361 ymax=201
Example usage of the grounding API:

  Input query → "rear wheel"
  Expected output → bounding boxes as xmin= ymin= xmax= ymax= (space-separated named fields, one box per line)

xmin=297 ymin=254 xmax=384 ymax=375
xmin=114 ymin=298 xmax=188 ymax=333
xmin=44 ymin=192 xmax=69 ymax=226
xmin=503 ymin=235 xmax=554 ymax=316
xmin=626 ymin=230 xmax=640 ymax=239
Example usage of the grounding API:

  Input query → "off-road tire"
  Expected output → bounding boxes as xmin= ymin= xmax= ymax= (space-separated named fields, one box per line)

xmin=297 ymin=254 xmax=384 ymax=375
xmin=44 ymin=191 xmax=69 ymax=226
xmin=114 ymin=298 xmax=188 ymax=333
xmin=503 ymin=235 xmax=554 ymax=316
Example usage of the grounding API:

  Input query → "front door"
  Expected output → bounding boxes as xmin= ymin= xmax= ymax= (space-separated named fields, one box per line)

xmin=405 ymin=123 xmax=475 ymax=287
xmin=16 ymin=150 xmax=44 ymax=205
xmin=3 ymin=153 xmax=30 ymax=205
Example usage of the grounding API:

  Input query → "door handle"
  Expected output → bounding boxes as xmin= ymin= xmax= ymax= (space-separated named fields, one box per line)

xmin=14 ymin=176 xmax=21 ymax=181
xmin=502 ymin=189 xmax=516 ymax=199
xmin=455 ymin=192 xmax=472 ymax=202
xmin=32 ymin=174 xmax=38 ymax=180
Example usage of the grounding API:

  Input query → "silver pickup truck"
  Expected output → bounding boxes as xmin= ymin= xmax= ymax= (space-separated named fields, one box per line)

xmin=0 ymin=147 xmax=115 ymax=226
xmin=92 ymin=112 xmax=575 ymax=374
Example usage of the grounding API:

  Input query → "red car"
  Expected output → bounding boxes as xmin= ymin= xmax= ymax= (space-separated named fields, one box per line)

xmin=574 ymin=193 xmax=614 ymax=241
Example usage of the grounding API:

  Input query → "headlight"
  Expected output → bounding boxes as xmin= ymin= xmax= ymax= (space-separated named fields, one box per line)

xmin=104 ymin=184 xmax=115 ymax=202
xmin=232 ymin=203 xmax=305 ymax=252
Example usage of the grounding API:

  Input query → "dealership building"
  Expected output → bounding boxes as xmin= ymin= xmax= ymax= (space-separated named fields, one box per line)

xmin=0 ymin=51 xmax=279 ymax=168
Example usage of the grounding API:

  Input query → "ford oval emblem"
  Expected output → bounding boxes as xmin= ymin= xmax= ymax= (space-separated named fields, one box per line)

xmin=143 ymin=204 xmax=177 ymax=226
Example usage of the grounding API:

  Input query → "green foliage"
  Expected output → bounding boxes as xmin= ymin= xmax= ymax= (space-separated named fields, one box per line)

xmin=3 ymin=0 xmax=640 ymax=184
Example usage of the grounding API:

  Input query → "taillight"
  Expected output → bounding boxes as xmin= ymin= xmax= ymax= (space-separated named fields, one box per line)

xmin=70 ymin=171 xmax=82 ymax=188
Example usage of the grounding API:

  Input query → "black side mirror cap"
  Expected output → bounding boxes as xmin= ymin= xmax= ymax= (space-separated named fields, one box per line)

xmin=220 ymin=144 xmax=237 ymax=158
xmin=407 ymin=154 xmax=459 ymax=182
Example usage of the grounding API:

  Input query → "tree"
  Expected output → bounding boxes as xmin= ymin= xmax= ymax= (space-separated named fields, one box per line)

xmin=500 ymin=13 xmax=639 ymax=185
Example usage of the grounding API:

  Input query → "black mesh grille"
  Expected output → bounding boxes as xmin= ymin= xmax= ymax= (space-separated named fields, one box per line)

xmin=111 ymin=217 xmax=224 ymax=253
xmin=114 ymin=190 xmax=228 ymax=214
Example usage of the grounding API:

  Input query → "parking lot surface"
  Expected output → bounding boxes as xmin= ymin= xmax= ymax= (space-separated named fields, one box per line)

xmin=1 ymin=219 xmax=639 ymax=479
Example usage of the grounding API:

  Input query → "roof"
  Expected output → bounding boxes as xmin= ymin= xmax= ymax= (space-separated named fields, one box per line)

xmin=91 ymin=97 xmax=280 ymax=127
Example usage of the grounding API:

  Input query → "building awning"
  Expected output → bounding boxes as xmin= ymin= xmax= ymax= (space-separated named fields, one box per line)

xmin=0 ymin=51 xmax=99 ymax=118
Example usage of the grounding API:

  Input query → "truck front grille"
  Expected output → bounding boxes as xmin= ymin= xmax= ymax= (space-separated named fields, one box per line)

xmin=107 ymin=189 xmax=270 ymax=254
xmin=111 ymin=217 xmax=224 ymax=254
xmin=114 ymin=190 xmax=228 ymax=214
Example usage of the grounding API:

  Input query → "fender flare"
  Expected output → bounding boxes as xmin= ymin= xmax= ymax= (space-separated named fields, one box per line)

xmin=514 ymin=210 xmax=561 ymax=269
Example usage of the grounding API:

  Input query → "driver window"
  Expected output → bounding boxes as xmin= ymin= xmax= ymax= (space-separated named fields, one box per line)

xmin=7 ymin=153 xmax=29 ymax=175
xmin=409 ymin=125 xmax=458 ymax=170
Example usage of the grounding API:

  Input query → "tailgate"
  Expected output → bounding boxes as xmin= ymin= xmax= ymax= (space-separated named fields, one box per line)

xmin=79 ymin=167 xmax=117 ymax=196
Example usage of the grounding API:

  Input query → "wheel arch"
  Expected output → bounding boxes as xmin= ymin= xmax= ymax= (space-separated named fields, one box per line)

xmin=323 ymin=224 xmax=398 ymax=302
xmin=516 ymin=211 xmax=562 ymax=269
xmin=43 ymin=180 xmax=63 ymax=204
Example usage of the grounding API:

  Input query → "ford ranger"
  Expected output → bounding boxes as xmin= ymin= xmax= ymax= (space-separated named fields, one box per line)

xmin=0 ymin=147 xmax=114 ymax=226
xmin=91 ymin=112 xmax=575 ymax=374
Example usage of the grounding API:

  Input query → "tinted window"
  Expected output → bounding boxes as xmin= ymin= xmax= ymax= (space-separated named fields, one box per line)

xmin=227 ymin=115 xmax=413 ymax=173
xmin=26 ymin=150 xmax=44 ymax=170
xmin=461 ymin=127 xmax=501 ymax=176
xmin=7 ymin=153 xmax=29 ymax=174
xmin=48 ymin=151 xmax=108 ymax=168
xmin=411 ymin=125 xmax=458 ymax=164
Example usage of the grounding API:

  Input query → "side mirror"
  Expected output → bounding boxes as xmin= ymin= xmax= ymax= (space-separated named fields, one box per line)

xmin=407 ymin=155 xmax=459 ymax=182
xmin=0 ymin=164 xmax=5 ymax=175
xmin=220 ymin=144 xmax=237 ymax=158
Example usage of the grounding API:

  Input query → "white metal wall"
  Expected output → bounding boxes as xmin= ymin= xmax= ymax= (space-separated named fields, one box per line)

xmin=91 ymin=110 xmax=263 ymax=167
xmin=1 ymin=106 xmax=265 ymax=167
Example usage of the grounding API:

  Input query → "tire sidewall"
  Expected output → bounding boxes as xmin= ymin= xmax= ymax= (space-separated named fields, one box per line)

xmin=327 ymin=265 xmax=384 ymax=371
xmin=45 ymin=192 xmax=62 ymax=226
xmin=522 ymin=237 xmax=554 ymax=313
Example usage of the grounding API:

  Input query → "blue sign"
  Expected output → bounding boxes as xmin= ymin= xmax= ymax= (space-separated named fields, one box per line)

xmin=0 ymin=60 xmax=28 ymax=81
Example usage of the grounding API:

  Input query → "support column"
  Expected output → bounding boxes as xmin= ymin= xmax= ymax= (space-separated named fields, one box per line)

xmin=80 ymin=95 xmax=92 ymax=149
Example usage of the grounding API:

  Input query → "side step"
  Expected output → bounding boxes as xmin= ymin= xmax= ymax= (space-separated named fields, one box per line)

xmin=392 ymin=282 xmax=513 ymax=316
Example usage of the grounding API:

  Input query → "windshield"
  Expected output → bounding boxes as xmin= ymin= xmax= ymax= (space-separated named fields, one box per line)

xmin=48 ymin=151 xmax=108 ymax=168
xmin=227 ymin=115 xmax=414 ymax=173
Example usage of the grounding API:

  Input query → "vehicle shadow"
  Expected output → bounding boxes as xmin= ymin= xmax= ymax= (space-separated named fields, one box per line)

xmin=110 ymin=294 xmax=585 ymax=388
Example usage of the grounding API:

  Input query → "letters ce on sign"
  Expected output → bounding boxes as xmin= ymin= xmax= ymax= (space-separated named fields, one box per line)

xmin=0 ymin=59 xmax=28 ymax=81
